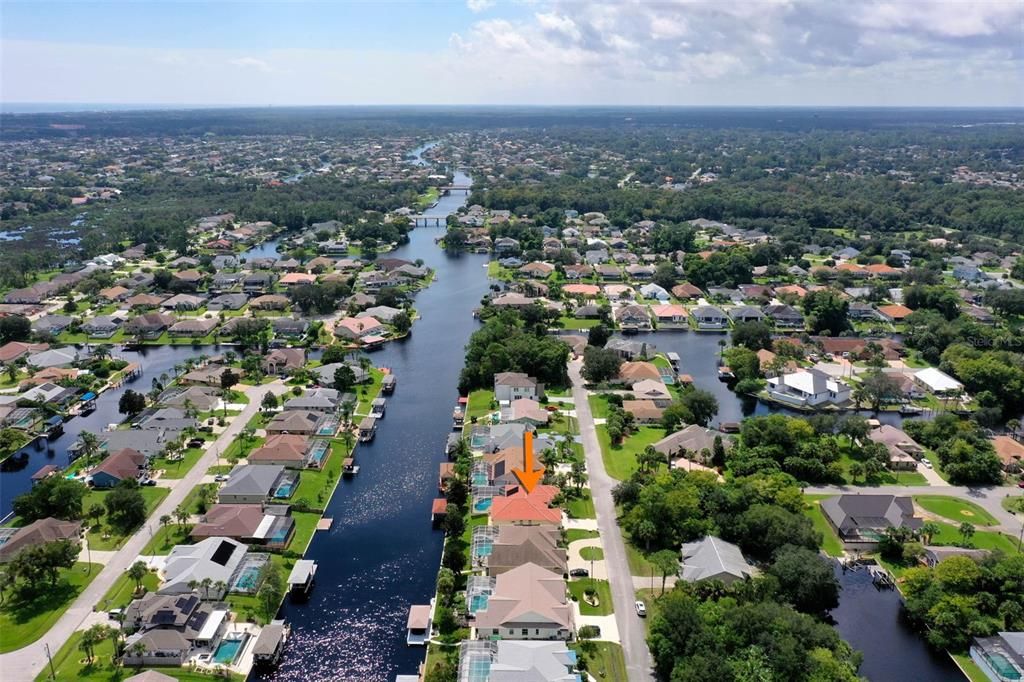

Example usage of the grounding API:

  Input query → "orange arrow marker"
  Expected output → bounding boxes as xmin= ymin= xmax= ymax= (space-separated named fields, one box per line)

xmin=512 ymin=430 xmax=545 ymax=494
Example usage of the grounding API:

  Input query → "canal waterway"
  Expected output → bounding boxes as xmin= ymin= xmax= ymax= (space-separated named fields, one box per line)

xmin=259 ymin=166 xmax=486 ymax=681
xmin=832 ymin=563 xmax=962 ymax=681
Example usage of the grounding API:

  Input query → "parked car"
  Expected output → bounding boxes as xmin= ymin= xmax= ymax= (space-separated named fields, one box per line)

xmin=108 ymin=608 xmax=123 ymax=621
xmin=635 ymin=600 xmax=647 ymax=617
xmin=141 ymin=478 xmax=157 ymax=486
xmin=187 ymin=438 xmax=204 ymax=448
xmin=214 ymin=474 xmax=229 ymax=482
xmin=922 ymin=459 xmax=933 ymax=469
xmin=569 ymin=568 xmax=589 ymax=577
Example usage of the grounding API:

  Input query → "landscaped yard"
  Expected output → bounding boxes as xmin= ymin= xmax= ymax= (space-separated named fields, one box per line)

xmin=580 ymin=546 xmax=604 ymax=561
xmin=151 ymin=444 xmax=207 ymax=479
xmin=588 ymin=394 xmax=614 ymax=419
xmin=565 ymin=529 xmax=601 ymax=544
xmin=927 ymin=521 xmax=1020 ymax=554
xmin=291 ymin=439 xmax=347 ymax=510
xmin=570 ymin=641 xmax=627 ymax=682
xmin=0 ymin=562 xmax=101 ymax=653
xmin=803 ymin=497 xmax=845 ymax=557
xmin=141 ymin=523 xmax=193 ymax=555
xmin=624 ymin=541 xmax=656 ymax=575
xmin=96 ymin=570 xmax=160 ymax=612
xmin=952 ymin=653 xmax=991 ymax=682
xmin=595 ymin=424 xmax=666 ymax=481
xmin=568 ymin=578 xmax=614 ymax=616
xmin=565 ymin=491 xmax=596 ymax=519
xmin=36 ymin=629 xmax=244 ymax=681
xmin=82 ymin=486 xmax=170 ymax=550
xmin=465 ymin=389 xmax=495 ymax=424
xmin=914 ymin=495 xmax=998 ymax=526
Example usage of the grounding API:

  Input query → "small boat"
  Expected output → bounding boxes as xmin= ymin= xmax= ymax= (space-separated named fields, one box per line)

xmin=370 ymin=397 xmax=386 ymax=419
xmin=381 ymin=374 xmax=397 ymax=394
xmin=717 ymin=366 xmax=734 ymax=381
xmin=358 ymin=416 xmax=377 ymax=442
xmin=342 ymin=458 xmax=359 ymax=476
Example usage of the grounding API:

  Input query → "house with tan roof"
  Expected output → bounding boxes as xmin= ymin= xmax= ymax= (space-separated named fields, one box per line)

xmin=334 ymin=316 xmax=385 ymax=340
xmin=503 ymin=398 xmax=550 ymax=426
xmin=248 ymin=434 xmax=310 ymax=468
xmin=484 ymin=525 xmax=567 ymax=577
xmin=614 ymin=361 xmax=661 ymax=386
xmin=0 ymin=517 xmax=82 ymax=563
xmin=190 ymin=504 xmax=295 ymax=549
xmin=622 ymin=399 xmax=664 ymax=423
xmin=631 ymin=379 xmax=672 ymax=406
xmin=992 ymin=436 xmax=1024 ymax=471
xmin=472 ymin=562 xmax=572 ymax=640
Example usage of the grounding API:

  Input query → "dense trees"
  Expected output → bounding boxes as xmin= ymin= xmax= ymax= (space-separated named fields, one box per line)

xmin=4 ymin=540 xmax=79 ymax=593
xmin=12 ymin=476 xmax=85 ymax=522
xmin=903 ymin=415 xmax=1004 ymax=485
xmin=731 ymin=321 xmax=773 ymax=351
xmin=104 ymin=480 xmax=148 ymax=533
xmin=0 ymin=315 xmax=31 ymax=344
xmin=684 ymin=249 xmax=754 ymax=288
xmin=729 ymin=415 xmax=846 ymax=484
xmin=802 ymin=289 xmax=849 ymax=336
xmin=118 ymin=390 xmax=146 ymax=417
xmin=582 ymin=347 xmax=622 ymax=383
xmin=458 ymin=311 xmax=570 ymax=393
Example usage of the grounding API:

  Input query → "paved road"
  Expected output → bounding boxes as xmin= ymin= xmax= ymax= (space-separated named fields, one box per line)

xmin=805 ymin=484 xmax=1024 ymax=536
xmin=0 ymin=381 xmax=289 ymax=682
xmin=570 ymin=360 xmax=655 ymax=682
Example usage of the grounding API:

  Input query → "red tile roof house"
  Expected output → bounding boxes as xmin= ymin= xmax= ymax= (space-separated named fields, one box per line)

xmin=0 ymin=341 xmax=49 ymax=364
xmin=334 ymin=316 xmax=385 ymax=340
xmin=0 ymin=517 xmax=82 ymax=563
xmin=248 ymin=434 xmax=310 ymax=469
xmin=489 ymin=485 xmax=563 ymax=526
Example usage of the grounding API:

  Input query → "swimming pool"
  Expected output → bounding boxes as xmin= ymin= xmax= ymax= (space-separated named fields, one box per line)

xmin=275 ymin=481 xmax=295 ymax=498
xmin=469 ymin=594 xmax=489 ymax=612
xmin=471 ymin=472 xmax=488 ymax=486
xmin=473 ymin=498 xmax=492 ymax=513
xmin=473 ymin=543 xmax=493 ymax=558
xmin=213 ymin=633 xmax=249 ymax=665
xmin=306 ymin=440 xmax=330 ymax=468
xmin=982 ymin=652 xmax=1021 ymax=681
xmin=232 ymin=565 xmax=262 ymax=592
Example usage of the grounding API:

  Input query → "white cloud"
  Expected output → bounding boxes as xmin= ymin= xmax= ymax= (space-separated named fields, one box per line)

xmin=229 ymin=56 xmax=273 ymax=73
xmin=466 ymin=0 xmax=494 ymax=13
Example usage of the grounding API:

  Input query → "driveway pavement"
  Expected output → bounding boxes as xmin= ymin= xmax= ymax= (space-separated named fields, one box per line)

xmin=570 ymin=359 xmax=654 ymax=681
xmin=0 ymin=381 xmax=290 ymax=682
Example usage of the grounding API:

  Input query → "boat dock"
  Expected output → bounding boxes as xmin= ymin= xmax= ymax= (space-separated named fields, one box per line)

xmin=287 ymin=559 xmax=317 ymax=599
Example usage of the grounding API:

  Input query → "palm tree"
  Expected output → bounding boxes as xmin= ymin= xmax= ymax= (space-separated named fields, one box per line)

xmin=174 ymin=506 xmax=189 ymax=528
xmin=200 ymin=577 xmax=213 ymax=599
xmin=920 ymin=521 xmax=941 ymax=545
xmin=159 ymin=514 xmax=171 ymax=535
xmin=959 ymin=522 xmax=976 ymax=546
xmin=78 ymin=431 xmax=100 ymax=464
xmin=848 ymin=461 xmax=865 ymax=483
xmin=1007 ymin=419 xmax=1021 ymax=437
xmin=93 ymin=345 xmax=112 ymax=361
xmin=651 ymin=549 xmax=679 ymax=595
xmin=128 ymin=561 xmax=149 ymax=593
xmin=340 ymin=400 xmax=354 ymax=427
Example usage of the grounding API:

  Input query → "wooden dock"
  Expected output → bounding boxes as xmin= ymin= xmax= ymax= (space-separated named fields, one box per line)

xmin=316 ymin=518 xmax=333 ymax=531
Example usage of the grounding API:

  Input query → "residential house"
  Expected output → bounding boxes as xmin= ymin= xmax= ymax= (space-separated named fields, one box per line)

xmin=650 ymin=304 xmax=687 ymax=327
xmin=168 ymin=318 xmax=218 ymax=338
xmin=820 ymin=494 xmax=922 ymax=547
xmin=191 ymin=504 xmax=295 ymax=549
xmin=654 ymin=425 xmax=731 ymax=461
xmin=31 ymin=315 xmax=73 ymax=336
xmin=502 ymin=398 xmax=550 ymax=426
xmin=121 ymin=593 xmax=226 ymax=667
xmin=472 ymin=562 xmax=572 ymax=640
xmin=161 ymin=294 xmax=206 ymax=311
xmin=207 ymin=293 xmax=248 ymax=310
xmin=82 ymin=315 xmax=122 ymax=338
xmin=265 ymin=410 xmax=324 ymax=436
xmin=877 ymin=304 xmax=913 ymax=322
xmin=249 ymin=294 xmax=290 ymax=311
xmin=679 ymin=536 xmax=756 ymax=585
xmin=970 ymin=632 xmax=1024 ymax=682
xmin=125 ymin=312 xmax=174 ymax=339
xmin=457 ymin=640 xmax=579 ymax=681
xmin=992 ymin=436 xmax=1024 ymax=472
xmin=262 ymin=348 xmax=306 ymax=376
xmin=490 ymin=486 xmax=562 ymax=526
xmin=0 ymin=517 xmax=82 ymax=563
xmin=270 ymin=317 xmax=309 ymax=339
xmin=671 ymin=283 xmax=703 ymax=300
xmin=87 ymin=448 xmax=147 ymax=489
xmin=614 ymin=304 xmax=651 ymax=330
xmin=0 ymin=341 xmax=48 ymax=364
xmin=604 ymin=337 xmax=655 ymax=360
xmin=519 ymin=262 xmax=555 ymax=279
xmin=868 ymin=425 xmax=925 ymax=470
xmin=218 ymin=465 xmax=288 ymax=504
xmin=622 ymin=400 xmax=664 ymax=423
xmin=334 ymin=316 xmax=385 ymax=340
xmin=483 ymin=525 xmax=567 ymax=577
xmin=913 ymin=367 xmax=964 ymax=396
xmin=159 ymin=386 xmax=220 ymax=413
xmin=494 ymin=372 xmax=545 ymax=402
xmin=247 ymin=434 xmax=310 ymax=469
xmin=157 ymin=537 xmax=248 ymax=597
xmin=728 ymin=305 xmax=764 ymax=324
xmin=762 ymin=304 xmax=805 ymax=329
xmin=284 ymin=387 xmax=347 ymax=413
xmin=767 ymin=369 xmax=852 ymax=407
xmin=631 ymin=379 xmax=672 ymax=407
xmin=692 ymin=305 xmax=728 ymax=330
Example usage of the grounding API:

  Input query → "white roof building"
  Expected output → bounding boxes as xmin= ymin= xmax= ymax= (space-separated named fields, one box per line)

xmin=913 ymin=367 xmax=964 ymax=394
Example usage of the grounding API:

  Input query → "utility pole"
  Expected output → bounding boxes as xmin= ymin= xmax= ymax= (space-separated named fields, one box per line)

xmin=45 ymin=642 xmax=56 ymax=680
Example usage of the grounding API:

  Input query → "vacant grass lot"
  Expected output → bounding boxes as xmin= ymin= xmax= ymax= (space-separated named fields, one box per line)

xmin=96 ymin=570 xmax=160 ymax=612
xmin=0 ymin=562 xmax=101 ymax=653
xmin=802 ymin=497 xmax=845 ymax=557
xmin=914 ymin=495 xmax=998 ymax=526
xmin=596 ymin=424 xmax=666 ymax=481
xmin=82 ymin=486 xmax=170 ymax=550
xmin=570 ymin=641 xmax=628 ymax=682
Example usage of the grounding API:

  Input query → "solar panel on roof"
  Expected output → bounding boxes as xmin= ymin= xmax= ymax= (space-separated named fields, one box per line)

xmin=211 ymin=540 xmax=236 ymax=566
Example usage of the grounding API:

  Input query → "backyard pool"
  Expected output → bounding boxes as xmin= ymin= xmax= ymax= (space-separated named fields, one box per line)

xmin=306 ymin=440 xmax=330 ymax=468
xmin=275 ymin=481 xmax=295 ymax=498
xmin=469 ymin=594 xmax=489 ymax=612
xmin=471 ymin=472 xmax=488 ymax=487
xmin=473 ymin=498 xmax=492 ymax=513
xmin=213 ymin=632 xmax=250 ymax=665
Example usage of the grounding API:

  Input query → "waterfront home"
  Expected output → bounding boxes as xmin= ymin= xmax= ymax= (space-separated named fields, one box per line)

xmin=248 ymin=434 xmax=310 ymax=469
xmin=313 ymin=362 xmax=369 ymax=386
xmin=31 ymin=315 xmax=73 ymax=336
xmin=358 ymin=305 xmax=404 ymax=323
xmin=603 ymin=284 xmax=634 ymax=301
xmin=458 ymin=640 xmax=580 ymax=681
xmin=692 ymin=305 xmax=728 ymax=330
xmin=622 ymin=399 xmax=664 ymax=423
xmin=218 ymin=465 xmax=289 ymax=504
xmin=207 ymin=292 xmax=248 ymax=310
xmin=519 ymin=261 xmax=555 ymax=278
xmin=490 ymin=293 xmax=537 ymax=309
xmin=868 ymin=425 xmax=925 ymax=470
xmin=762 ymin=303 xmax=805 ymax=329
xmin=180 ymin=363 xmax=241 ymax=387
xmin=815 ymin=336 xmax=904 ymax=361
xmin=605 ymin=337 xmax=655 ymax=360
xmin=970 ymin=632 xmax=1024 ymax=682
xmin=157 ymin=537 xmax=248 ymax=597
xmin=490 ymin=486 xmax=562 ymax=526
xmin=278 ymin=272 xmax=317 ymax=287
xmin=136 ymin=407 xmax=199 ymax=431
xmin=270 ymin=316 xmax=309 ymax=339
xmin=821 ymin=494 xmax=922 ymax=548
xmin=122 ymin=592 xmax=227 ymax=667
xmin=168 ymin=317 xmax=218 ymax=338
xmin=631 ymin=379 xmax=672 ymax=407
xmin=84 ymin=429 xmax=182 ymax=461
xmin=191 ymin=504 xmax=295 ymax=549
xmin=679 ymin=536 xmax=756 ymax=585
xmin=767 ymin=369 xmax=852 ymax=407
xmin=0 ymin=517 xmax=82 ymax=563
xmin=494 ymin=372 xmax=544 ymax=402
xmin=502 ymin=398 xmax=550 ymax=426
xmin=640 ymin=283 xmax=670 ymax=301
xmin=87 ymin=448 xmax=148 ymax=488
xmin=0 ymin=341 xmax=48 ymax=364
xmin=614 ymin=361 xmax=661 ymax=387
xmin=125 ymin=312 xmax=175 ymax=339
xmin=472 ymin=562 xmax=572 ymax=640
xmin=912 ymin=367 xmax=964 ymax=396
xmin=483 ymin=525 xmax=567 ymax=577
xmin=653 ymin=425 xmax=731 ymax=461
xmin=82 ymin=315 xmax=122 ymax=338
xmin=262 ymin=348 xmax=306 ymax=376
xmin=483 ymin=446 xmax=530 ymax=487
xmin=650 ymin=304 xmax=688 ymax=326
xmin=284 ymin=387 xmax=347 ymax=413
xmin=614 ymin=304 xmax=651 ymax=330
xmin=266 ymin=410 xmax=325 ymax=436
xmin=250 ymin=294 xmax=290 ymax=310
xmin=728 ymin=305 xmax=765 ymax=324
xmin=243 ymin=273 xmax=275 ymax=293
xmin=334 ymin=316 xmax=385 ymax=340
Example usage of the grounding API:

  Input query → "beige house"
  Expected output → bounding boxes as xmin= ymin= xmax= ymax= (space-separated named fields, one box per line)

xmin=473 ymin=562 xmax=572 ymax=640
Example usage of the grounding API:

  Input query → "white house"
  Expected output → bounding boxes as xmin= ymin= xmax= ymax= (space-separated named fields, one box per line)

xmin=913 ymin=367 xmax=964 ymax=396
xmin=767 ymin=369 xmax=851 ymax=407
xmin=494 ymin=372 xmax=544 ymax=403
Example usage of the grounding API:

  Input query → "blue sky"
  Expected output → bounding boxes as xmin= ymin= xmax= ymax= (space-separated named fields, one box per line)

xmin=2 ymin=0 xmax=1021 ymax=107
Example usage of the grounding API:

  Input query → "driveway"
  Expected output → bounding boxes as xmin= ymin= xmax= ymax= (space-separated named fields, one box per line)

xmin=570 ymin=359 xmax=654 ymax=681
xmin=0 ymin=381 xmax=290 ymax=682
xmin=568 ymin=539 xmax=608 ymax=580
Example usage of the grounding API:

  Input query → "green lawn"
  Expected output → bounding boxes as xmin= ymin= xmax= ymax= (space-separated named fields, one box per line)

xmin=952 ymin=653 xmax=991 ymax=682
xmin=141 ymin=523 xmax=193 ymax=555
xmin=580 ymin=546 xmax=604 ymax=561
xmin=588 ymin=394 xmax=613 ymax=419
xmin=222 ymin=434 xmax=264 ymax=462
xmin=465 ymin=389 xmax=496 ymax=424
xmin=570 ymin=641 xmax=628 ymax=682
xmin=559 ymin=316 xmax=601 ymax=329
xmin=565 ymin=491 xmax=596 ymax=519
xmin=568 ymin=579 xmax=614 ymax=616
xmin=803 ymin=498 xmax=845 ymax=557
xmin=596 ymin=425 xmax=666 ymax=481
xmin=82 ymin=486 xmax=170 ymax=550
xmin=354 ymin=367 xmax=385 ymax=417
xmin=37 ymin=629 xmax=244 ymax=682
xmin=96 ymin=570 xmax=160 ymax=612
xmin=289 ymin=511 xmax=320 ymax=555
xmin=928 ymin=521 xmax=1020 ymax=554
xmin=179 ymin=483 xmax=218 ymax=515
xmin=1001 ymin=496 xmax=1024 ymax=514
xmin=914 ymin=495 xmax=998 ymax=526
xmin=566 ymin=529 xmax=601 ymax=544
xmin=0 ymin=562 xmax=101 ymax=653
xmin=151 ymin=445 xmax=206 ymax=479
xmin=624 ymin=542 xmax=656 ymax=575
xmin=291 ymin=440 xmax=346 ymax=510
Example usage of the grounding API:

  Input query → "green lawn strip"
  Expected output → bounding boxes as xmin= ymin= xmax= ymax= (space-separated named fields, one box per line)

xmin=595 ymin=424 xmax=666 ymax=481
xmin=565 ymin=491 xmax=596 ymax=519
xmin=951 ymin=653 xmax=991 ymax=682
xmin=180 ymin=483 xmax=218 ymax=515
xmin=580 ymin=546 xmax=604 ymax=561
xmin=141 ymin=523 xmax=193 ymax=555
xmin=222 ymin=434 xmax=265 ymax=462
xmin=928 ymin=521 xmax=1021 ymax=554
xmin=558 ymin=317 xmax=600 ymax=329
xmin=354 ymin=367 xmax=385 ymax=416
xmin=38 ymin=629 xmax=244 ymax=681
xmin=96 ymin=571 xmax=160 ymax=612
xmin=465 ymin=389 xmax=495 ymax=424
xmin=565 ymin=529 xmax=600 ymax=544
xmin=151 ymin=446 xmax=205 ymax=479
xmin=288 ymin=511 xmax=320 ymax=554
xmin=567 ymin=579 xmax=614 ymax=616
xmin=291 ymin=440 xmax=346 ymax=510
xmin=83 ymin=486 xmax=170 ymax=550
xmin=0 ymin=562 xmax=101 ymax=653
xmin=1001 ymin=496 xmax=1024 ymax=514
xmin=570 ymin=641 xmax=628 ymax=682
xmin=624 ymin=541 xmax=656 ymax=575
xmin=914 ymin=495 xmax=998 ymax=526
xmin=587 ymin=394 xmax=612 ymax=419
xmin=423 ymin=643 xmax=460 ymax=681
xmin=803 ymin=498 xmax=845 ymax=557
